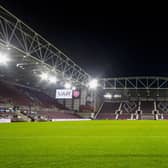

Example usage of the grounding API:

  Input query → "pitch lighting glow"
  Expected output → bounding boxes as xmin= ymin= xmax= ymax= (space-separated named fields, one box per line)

xmin=64 ymin=82 xmax=71 ymax=89
xmin=48 ymin=75 xmax=57 ymax=84
xmin=40 ymin=72 xmax=48 ymax=80
xmin=104 ymin=93 xmax=112 ymax=99
xmin=0 ymin=52 xmax=10 ymax=65
xmin=88 ymin=79 xmax=98 ymax=89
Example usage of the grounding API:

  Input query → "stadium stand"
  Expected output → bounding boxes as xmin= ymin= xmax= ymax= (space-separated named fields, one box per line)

xmin=0 ymin=80 xmax=80 ymax=121
xmin=95 ymin=100 xmax=168 ymax=120
xmin=2 ymin=79 xmax=168 ymax=121
xmin=141 ymin=101 xmax=154 ymax=113
xmin=96 ymin=102 xmax=119 ymax=119
xmin=37 ymin=111 xmax=80 ymax=120
xmin=157 ymin=101 xmax=168 ymax=119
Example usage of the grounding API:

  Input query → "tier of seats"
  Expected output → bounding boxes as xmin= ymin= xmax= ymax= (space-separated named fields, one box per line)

xmin=96 ymin=102 xmax=119 ymax=119
xmin=0 ymin=81 xmax=79 ymax=121
xmin=0 ymin=81 xmax=65 ymax=108
xmin=37 ymin=111 xmax=80 ymax=120
xmin=96 ymin=101 xmax=168 ymax=120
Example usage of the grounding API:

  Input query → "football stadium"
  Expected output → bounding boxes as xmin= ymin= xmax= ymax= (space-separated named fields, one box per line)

xmin=1 ymin=4 xmax=168 ymax=168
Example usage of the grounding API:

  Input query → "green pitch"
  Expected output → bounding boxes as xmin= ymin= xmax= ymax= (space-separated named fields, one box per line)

xmin=1 ymin=120 xmax=168 ymax=168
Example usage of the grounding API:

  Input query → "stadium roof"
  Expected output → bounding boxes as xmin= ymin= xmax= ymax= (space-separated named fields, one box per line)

xmin=1 ymin=5 xmax=168 ymax=92
xmin=0 ymin=5 xmax=90 ymax=88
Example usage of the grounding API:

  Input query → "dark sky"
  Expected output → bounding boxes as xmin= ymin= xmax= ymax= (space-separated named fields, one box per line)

xmin=1 ymin=1 xmax=168 ymax=78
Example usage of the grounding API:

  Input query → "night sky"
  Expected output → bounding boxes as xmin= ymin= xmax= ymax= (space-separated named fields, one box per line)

xmin=1 ymin=1 xmax=168 ymax=78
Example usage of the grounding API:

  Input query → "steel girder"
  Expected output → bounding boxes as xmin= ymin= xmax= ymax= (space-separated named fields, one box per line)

xmin=100 ymin=77 xmax=168 ymax=90
xmin=0 ymin=5 xmax=90 ymax=85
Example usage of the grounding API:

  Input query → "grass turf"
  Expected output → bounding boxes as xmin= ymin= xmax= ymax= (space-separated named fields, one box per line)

xmin=1 ymin=120 xmax=168 ymax=168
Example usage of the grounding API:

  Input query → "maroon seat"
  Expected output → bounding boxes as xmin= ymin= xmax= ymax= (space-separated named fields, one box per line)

xmin=37 ymin=111 xmax=80 ymax=119
xmin=96 ymin=102 xmax=119 ymax=119
xmin=141 ymin=101 xmax=153 ymax=113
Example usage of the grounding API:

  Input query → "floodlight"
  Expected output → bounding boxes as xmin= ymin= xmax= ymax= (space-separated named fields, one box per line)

xmin=104 ymin=93 xmax=112 ymax=99
xmin=0 ymin=52 xmax=10 ymax=65
xmin=64 ymin=82 xmax=71 ymax=89
xmin=48 ymin=75 xmax=57 ymax=84
xmin=72 ymin=86 xmax=76 ymax=90
xmin=6 ymin=43 xmax=11 ymax=50
xmin=113 ymin=94 xmax=121 ymax=98
xmin=40 ymin=72 xmax=48 ymax=80
xmin=88 ymin=79 xmax=98 ymax=89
